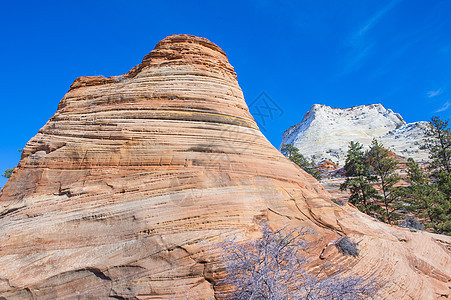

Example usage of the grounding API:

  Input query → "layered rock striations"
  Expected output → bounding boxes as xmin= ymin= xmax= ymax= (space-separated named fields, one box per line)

xmin=281 ymin=104 xmax=429 ymax=165
xmin=0 ymin=35 xmax=449 ymax=299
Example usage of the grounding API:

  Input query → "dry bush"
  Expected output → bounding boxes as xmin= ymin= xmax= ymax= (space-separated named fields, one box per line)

xmin=331 ymin=198 xmax=345 ymax=206
xmin=216 ymin=224 xmax=379 ymax=299
xmin=335 ymin=236 xmax=359 ymax=257
xmin=399 ymin=215 xmax=424 ymax=231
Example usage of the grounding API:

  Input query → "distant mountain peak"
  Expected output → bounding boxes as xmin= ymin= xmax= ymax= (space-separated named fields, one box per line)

xmin=281 ymin=104 xmax=427 ymax=165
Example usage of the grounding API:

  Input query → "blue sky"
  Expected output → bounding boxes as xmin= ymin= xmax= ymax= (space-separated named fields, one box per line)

xmin=1 ymin=0 xmax=451 ymax=187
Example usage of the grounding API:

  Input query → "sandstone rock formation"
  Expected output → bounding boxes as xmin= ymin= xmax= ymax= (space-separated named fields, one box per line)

xmin=0 ymin=35 xmax=449 ymax=299
xmin=315 ymin=159 xmax=341 ymax=179
xmin=281 ymin=104 xmax=429 ymax=165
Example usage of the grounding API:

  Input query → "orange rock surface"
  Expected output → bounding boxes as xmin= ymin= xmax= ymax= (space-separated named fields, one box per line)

xmin=316 ymin=159 xmax=340 ymax=171
xmin=0 ymin=35 xmax=449 ymax=299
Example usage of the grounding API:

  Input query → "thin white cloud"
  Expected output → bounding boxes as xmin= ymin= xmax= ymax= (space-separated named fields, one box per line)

xmin=427 ymin=89 xmax=442 ymax=98
xmin=341 ymin=45 xmax=373 ymax=75
xmin=350 ymin=0 xmax=402 ymax=45
xmin=435 ymin=101 xmax=451 ymax=113
xmin=342 ymin=0 xmax=402 ymax=75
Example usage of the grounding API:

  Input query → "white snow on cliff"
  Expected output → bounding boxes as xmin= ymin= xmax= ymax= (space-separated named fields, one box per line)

xmin=280 ymin=104 xmax=428 ymax=165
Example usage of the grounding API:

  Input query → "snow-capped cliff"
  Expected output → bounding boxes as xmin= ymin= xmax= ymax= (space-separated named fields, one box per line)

xmin=280 ymin=104 xmax=428 ymax=165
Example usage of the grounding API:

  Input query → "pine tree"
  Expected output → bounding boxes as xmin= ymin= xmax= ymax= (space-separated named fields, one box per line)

xmin=406 ymin=157 xmax=426 ymax=185
xmin=401 ymin=158 xmax=440 ymax=231
xmin=415 ymin=116 xmax=451 ymax=235
xmin=421 ymin=116 xmax=451 ymax=173
xmin=280 ymin=144 xmax=321 ymax=180
xmin=340 ymin=141 xmax=379 ymax=214
xmin=431 ymin=170 xmax=451 ymax=234
xmin=2 ymin=168 xmax=14 ymax=179
xmin=366 ymin=139 xmax=400 ymax=224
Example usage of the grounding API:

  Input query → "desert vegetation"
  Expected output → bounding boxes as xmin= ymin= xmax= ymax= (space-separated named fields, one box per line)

xmin=340 ymin=139 xmax=401 ymax=224
xmin=216 ymin=224 xmax=380 ymax=299
xmin=2 ymin=150 xmax=21 ymax=180
xmin=2 ymin=168 xmax=14 ymax=179
xmin=334 ymin=236 xmax=360 ymax=257
xmin=281 ymin=144 xmax=321 ymax=180
xmin=340 ymin=116 xmax=451 ymax=235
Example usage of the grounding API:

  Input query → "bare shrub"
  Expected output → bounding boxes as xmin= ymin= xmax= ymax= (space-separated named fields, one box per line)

xmin=399 ymin=215 xmax=424 ymax=231
xmin=335 ymin=236 xmax=359 ymax=257
xmin=216 ymin=224 xmax=379 ymax=299
xmin=331 ymin=198 xmax=345 ymax=206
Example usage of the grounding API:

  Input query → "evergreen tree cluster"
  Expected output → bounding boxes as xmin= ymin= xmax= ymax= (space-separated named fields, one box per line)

xmin=340 ymin=116 xmax=451 ymax=235
xmin=340 ymin=140 xmax=400 ymax=224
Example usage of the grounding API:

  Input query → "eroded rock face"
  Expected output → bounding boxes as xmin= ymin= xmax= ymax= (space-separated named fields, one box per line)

xmin=0 ymin=35 xmax=449 ymax=299
xmin=281 ymin=104 xmax=429 ymax=165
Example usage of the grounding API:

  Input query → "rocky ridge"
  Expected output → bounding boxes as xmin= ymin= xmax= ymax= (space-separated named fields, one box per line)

xmin=281 ymin=104 xmax=429 ymax=165
xmin=0 ymin=35 xmax=449 ymax=299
